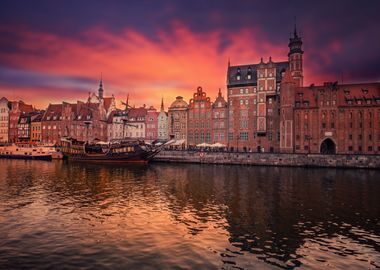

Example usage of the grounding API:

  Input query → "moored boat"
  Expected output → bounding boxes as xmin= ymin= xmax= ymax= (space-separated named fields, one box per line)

xmin=60 ymin=138 xmax=163 ymax=163
xmin=0 ymin=143 xmax=54 ymax=160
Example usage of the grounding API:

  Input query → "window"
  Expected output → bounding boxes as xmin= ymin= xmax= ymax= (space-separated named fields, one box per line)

xmin=239 ymin=132 xmax=248 ymax=140
xmin=245 ymin=100 xmax=249 ymax=105
xmin=348 ymin=146 xmax=353 ymax=151
xmin=240 ymin=100 xmax=244 ymax=105
xmin=240 ymin=89 xmax=243 ymax=94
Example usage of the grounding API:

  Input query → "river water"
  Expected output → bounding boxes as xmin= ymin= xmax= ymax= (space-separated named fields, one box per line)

xmin=0 ymin=159 xmax=379 ymax=269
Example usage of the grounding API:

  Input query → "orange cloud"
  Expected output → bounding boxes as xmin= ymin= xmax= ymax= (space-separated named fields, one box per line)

xmin=0 ymin=22 xmax=324 ymax=109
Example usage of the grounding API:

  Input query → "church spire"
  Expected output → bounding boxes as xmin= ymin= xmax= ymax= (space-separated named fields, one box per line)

xmin=98 ymin=73 xmax=104 ymax=99
xmin=160 ymin=97 xmax=164 ymax=111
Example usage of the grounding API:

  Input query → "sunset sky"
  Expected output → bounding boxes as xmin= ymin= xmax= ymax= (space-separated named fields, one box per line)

xmin=0 ymin=0 xmax=379 ymax=110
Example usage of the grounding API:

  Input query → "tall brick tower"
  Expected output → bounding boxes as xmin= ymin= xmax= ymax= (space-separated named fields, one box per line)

xmin=280 ymin=69 xmax=296 ymax=153
xmin=288 ymin=25 xmax=303 ymax=87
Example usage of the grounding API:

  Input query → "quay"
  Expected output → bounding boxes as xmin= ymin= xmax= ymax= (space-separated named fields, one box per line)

xmin=153 ymin=150 xmax=380 ymax=169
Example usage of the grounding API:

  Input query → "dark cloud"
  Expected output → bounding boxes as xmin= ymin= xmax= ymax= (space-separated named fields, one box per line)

xmin=0 ymin=0 xmax=379 ymax=87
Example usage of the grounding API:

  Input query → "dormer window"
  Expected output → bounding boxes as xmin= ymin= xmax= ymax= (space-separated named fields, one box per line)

xmin=87 ymin=115 xmax=91 ymax=120
xmin=247 ymin=67 xmax=252 ymax=80
xmin=236 ymin=68 xmax=241 ymax=80
xmin=78 ymin=115 xmax=82 ymax=120
xmin=362 ymin=88 xmax=368 ymax=95
xmin=237 ymin=75 xmax=241 ymax=80
xmin=344 ymin=89 xmax=350 ymax=95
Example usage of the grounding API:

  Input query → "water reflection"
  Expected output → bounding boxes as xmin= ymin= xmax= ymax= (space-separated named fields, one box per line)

xmin=0 ymin=160 xmax=379 ymax=269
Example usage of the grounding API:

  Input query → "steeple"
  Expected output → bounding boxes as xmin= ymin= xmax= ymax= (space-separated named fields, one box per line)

xmin=288 ymin=22 xmax=303 ymax=57
xmin=98 ymin=73 xmax=104 ymax=99
xmin=288 ymin=21 xmax=304 ymax=87
xmin=160 ymin=97 xmax=164 ymax=111
xmin=218 ymin=88 xmax=222 ymax=97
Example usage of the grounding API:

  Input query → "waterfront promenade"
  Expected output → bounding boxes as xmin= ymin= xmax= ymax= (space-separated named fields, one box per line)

xmin=154 ymin=150 xmax=380 ymax=169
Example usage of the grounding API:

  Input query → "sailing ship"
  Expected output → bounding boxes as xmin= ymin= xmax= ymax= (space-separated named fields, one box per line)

xmin=59 ymin=94 xmax=165 ymax=163
xmin=60 ymin=138 xmax=163 ymax=163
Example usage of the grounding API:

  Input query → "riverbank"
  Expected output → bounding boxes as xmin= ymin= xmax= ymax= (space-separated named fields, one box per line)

xmin=153 ymin=150 xmax=380 ymax=169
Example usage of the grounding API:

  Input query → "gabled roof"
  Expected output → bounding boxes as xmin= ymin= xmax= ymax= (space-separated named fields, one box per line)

xmin=42 ymin=104 xmax=62 ymax=121
xmin=103 ymin=97 xmax=114 ymax=111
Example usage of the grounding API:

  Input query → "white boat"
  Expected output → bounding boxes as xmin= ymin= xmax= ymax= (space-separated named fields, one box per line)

xmin=0 ymin=143 xmax=62 ymax=160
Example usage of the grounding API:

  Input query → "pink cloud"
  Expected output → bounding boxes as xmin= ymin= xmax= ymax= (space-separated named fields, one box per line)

xmin=0 ymin=22 xmax=328 ymax=109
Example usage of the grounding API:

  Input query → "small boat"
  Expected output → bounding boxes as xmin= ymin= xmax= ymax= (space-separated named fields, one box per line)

xmin=60 ymin=138 xmax=163 ymax=163
xmin=0 ymin=143 xmax=54 ymax=160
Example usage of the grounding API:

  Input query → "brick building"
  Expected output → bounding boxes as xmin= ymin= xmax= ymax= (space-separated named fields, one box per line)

xmin=0 ymin=97 xmax=11 ymax=143
xmin=280 ymin=79 xmax=380 ymax=154
xmin=168 ymin=96 xmax=188 ymax=142
xmin=41 ymin=80 xmax=113 ymax=144
xmin=187 ymin=87 xmax=212 ymax=146
xmin=146 ymin=106 xmax=159 ymax=142
xmin=9 ymin=100 xmax=34 ymax=143
xmin=212 ymin=89 xmax=228 ymax=145
xmin=31 ymin=113 xmax=43 ymax=142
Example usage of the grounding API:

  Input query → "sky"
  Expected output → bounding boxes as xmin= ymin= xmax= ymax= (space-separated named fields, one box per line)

xmin=0 ymin=0 xmax=379 ymax=110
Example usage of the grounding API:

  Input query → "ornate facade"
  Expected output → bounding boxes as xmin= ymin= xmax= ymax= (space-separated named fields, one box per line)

xmin=168 ymin=96 xmax=188 ymax=142
xmin=187 ymin=87 xmax=212 ymax=146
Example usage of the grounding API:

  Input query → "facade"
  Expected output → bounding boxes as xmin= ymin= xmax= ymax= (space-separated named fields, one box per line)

xmin=280 ymin=81 xmax=380 ymax=154
xmin=41 ymin=80 xmax=113 ymax=144
xmin=146 ymin=106 xmax=158 ymax=142
xmin=157 ymin=98 xmax=169 ymax=141
xmin=168 ymin=96 xmax=188 ymax=142
xmin=31 ymin=113 xmax=43 ymax=142
xmin=187 ymin=87 xmax=212 ymax=146
xmin=0 ymin=97 xmax=10 ymax=143
xmin=107 ymin=110 xmax=128 ymax=141
xmin=8 ymin=101 xmax=34 ymax=142
xmin=226 ymin=27 xmax=303 ymax=152
xmin=212 ymin=89 xmax=228 ymax=145
xmin=125 ymin=107 xmax=147 ymax=139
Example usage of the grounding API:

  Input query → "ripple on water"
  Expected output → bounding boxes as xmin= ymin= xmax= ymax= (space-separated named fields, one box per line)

xmin=0 ymin=161 xmax=380 ymax=269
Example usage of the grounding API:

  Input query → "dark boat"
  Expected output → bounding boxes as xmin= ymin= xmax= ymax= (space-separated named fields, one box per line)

xmin=60 ymin=138 xmax=163 ymax=163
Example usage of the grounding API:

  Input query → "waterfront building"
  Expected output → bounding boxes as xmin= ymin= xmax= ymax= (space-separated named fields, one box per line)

xmin=211 ymin=89 xmax=228 ymax=146
xmin=280 ymin=78 xmax=380 ymax=154
xmin=17 ymin=111 xmax=43 ymax=142
xmin=168 ymin=96 xmax=188 ymax=144
xmin=125 ymin=107 xmax=147 ymax=139
xmin=157 ymin=98 xmax=169 ymax=141
xmin=0 ymin=97 xmax=11 ymax=143
xmin=146 ymin=106 xmax=159 ymax=142
xmin=41 ymin=80 xmax=114 ymax=144
xmin=31 ymin=113 xmax=43 ymax=142
xmin=107 ymin=110 xmax=128 ymax=141
xmin=227 ymin=25 xmax=380 ymax=154
xmin=187 ymin=87 xmax=212 ymax=146
xmin=41 ymin=104 xmax=63 ymax=144
xmin=8 ymin=100 xmax=34 ymax=143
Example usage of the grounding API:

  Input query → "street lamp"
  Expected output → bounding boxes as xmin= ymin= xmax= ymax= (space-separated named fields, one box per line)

xmin=306 ymin=134 xmax=312 ymax=154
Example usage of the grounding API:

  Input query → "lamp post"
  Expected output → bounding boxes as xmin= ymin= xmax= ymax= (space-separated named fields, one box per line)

xmin=306 ymin=134 xmax=312 ymax=154
xmin=236 ymin=134 xmax=240 ymax=152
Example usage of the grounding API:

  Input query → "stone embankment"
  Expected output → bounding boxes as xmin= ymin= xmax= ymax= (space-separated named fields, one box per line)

xmin=153 ymin=150 xmax=380 ymax=169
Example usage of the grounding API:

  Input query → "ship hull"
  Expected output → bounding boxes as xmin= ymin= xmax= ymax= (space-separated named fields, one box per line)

xmin=0 ymin=154 xmax=52 ymax=160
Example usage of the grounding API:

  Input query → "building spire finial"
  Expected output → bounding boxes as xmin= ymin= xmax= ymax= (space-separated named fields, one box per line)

xmin=228 ymin=57 xmax=230 ymax=67
xmin=294 ymin=16 xmax=298 ymax=37
xmin=161 ymin=96 xmax=164 ymax=111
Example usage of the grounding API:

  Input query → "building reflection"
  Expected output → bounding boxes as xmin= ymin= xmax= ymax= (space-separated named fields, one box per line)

xmin=0 ymin=160 xmax=379 ymax=269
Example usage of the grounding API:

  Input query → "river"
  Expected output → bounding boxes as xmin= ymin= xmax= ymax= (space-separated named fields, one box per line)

xmin=0 ymin=159 xmax=379 ymax=269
